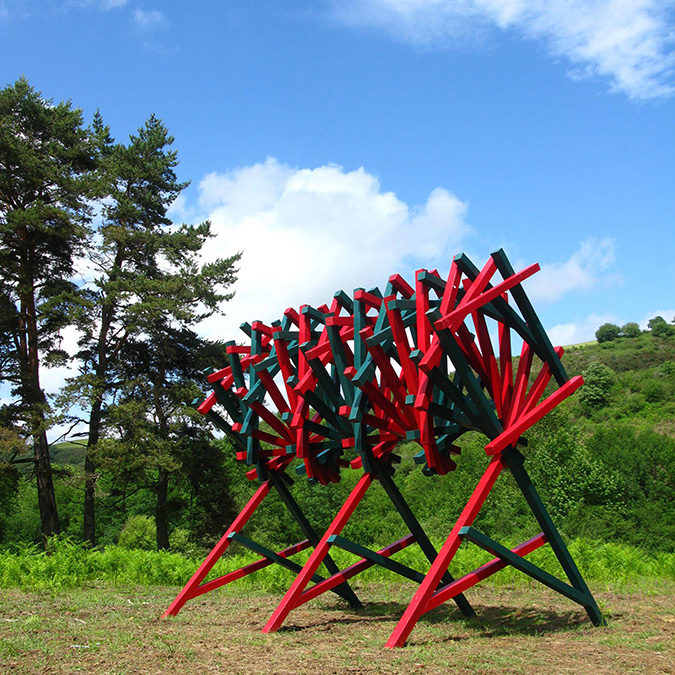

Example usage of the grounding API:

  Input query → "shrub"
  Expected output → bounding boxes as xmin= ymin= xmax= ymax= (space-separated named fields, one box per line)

xmin=620 ymin=322 xmax=641 ymax=338
xmin=648 ymin=316 xmax=674 ymax=337
xmin=117 ymin=515 xmax=155 ymax=550
xmin=618 ymin=393 xmax=646 ymax=415
xmin=169 ymin=527 xmax=199 ymax=556
xmin=596 ymin=323 xmax=620 ymax=343
xmin=580 ymin=362 xmax=616 ymax=407
xmin=660 ymin=360 xmax=675 ymax=375
xmin=643 ymin=380 xmax=668 ymax=403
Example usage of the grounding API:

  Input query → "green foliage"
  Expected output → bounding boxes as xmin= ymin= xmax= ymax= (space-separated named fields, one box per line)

xmin=117 ymin=515 xmax=156 ymax=550
xmin=648 ymin=315 xmax=674 ymax=337
xmin=621 ymin=322 xmax=641 ymax=338
xmin=0 ymin=536 xmax=671 ymax=594
xmin=595 ymin=323 xmax=620 ymax=343
xmin=0 ymin=76 xmax=672 ymax=573
xmin=0 ymin=77 xmax=99 ymax=539
xmin=579 ymin=361 xmax=616 ymax=408
xmin=643 ymin=380 xmax=668 ymax=403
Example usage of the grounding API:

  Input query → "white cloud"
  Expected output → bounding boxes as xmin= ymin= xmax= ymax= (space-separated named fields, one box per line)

xmin=547 ymin=312 xmax=618 ymax=346
xmin=167 ymin=193 xmax=192 ymax=222
xmin=522 ymin=237 xmax=618 ymax=304
xmin=332 ymin=0 xmax=675 ymax=99
xmin=133 ymin=7 xmax=166 ymax=29
xmin=40 ymin=326 xmax=82 ymax=396
xmin=195 ymin=157 xmax=472 ymax=340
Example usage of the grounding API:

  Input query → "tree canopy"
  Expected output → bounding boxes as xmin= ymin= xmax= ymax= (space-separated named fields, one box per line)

xmin=0 ymin=78 xmax=240 ymax=547
xmin=0 ymin=77 xmax=97 ymax=540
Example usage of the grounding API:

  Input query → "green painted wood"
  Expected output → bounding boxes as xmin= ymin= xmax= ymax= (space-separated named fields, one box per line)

xmin=409 ymin=347 xmax=478 ymax=422
xmin=452 ymin=253 xmax=538 ymax=348
xmin=205 ymin=410 xmax=245 ymax=451
xmin=376 ymin=461 xmax=476 ymax=618
xmin=229 ymin=532 xmax=327 ymax=585
xmin=302 ymin=388 xmax=352 ymax=435
xmin=326 ymin=323 xmax=355 ymax=405
xmin=270 ymin=473 xmax=362 ymax=609
xmin=430 ymin=317 xmax=503 ymax=439
xmin=333 ymin=289 xmax=353 ymax=313
xmin=329 ymin=535 xmax=425 ymax=583
xmin=491 ymin=249 xmax=568 ymax=386
xmin=504 ymin=449 xmax=605 ymax=626
xmin=212 ymin=384 xmax=244 ymax=422
xmin=459 ymin=526 xmax=590 ymax=606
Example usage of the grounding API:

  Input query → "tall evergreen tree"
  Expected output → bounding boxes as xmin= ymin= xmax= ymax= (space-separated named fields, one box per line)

xmin=65 ymin=114 xmax=239 ymax=546
xmin=0 ymin=78 xmax=96 ymax=541
xmin=106 ymin=328 xmax=233 ymax=549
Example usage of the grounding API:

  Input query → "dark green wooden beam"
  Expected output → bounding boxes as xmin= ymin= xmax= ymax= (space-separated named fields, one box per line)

xmin=328 ymin=535 xmax=425 ymax=583
xmin=270 ymin=472 xmax=362 ymax=609
xmin=503 ymin=448 xmax=605 ymax=626
xmin=459 ymin=526 xmax=590 ymax=606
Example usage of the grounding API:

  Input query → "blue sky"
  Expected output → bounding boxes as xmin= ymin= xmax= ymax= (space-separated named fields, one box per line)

xmin=1 ymin=1 xmax=674 ymax=413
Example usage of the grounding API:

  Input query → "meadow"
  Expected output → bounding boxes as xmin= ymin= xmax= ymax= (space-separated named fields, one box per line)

xmin=0 ymin=537 xmax=673 ymax=672
xmin=1 ymin=574 xmax=673 ymax=673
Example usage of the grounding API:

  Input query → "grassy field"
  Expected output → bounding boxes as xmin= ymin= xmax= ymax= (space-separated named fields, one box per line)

xmin=1 ymin=580 xmax=673 ymax=674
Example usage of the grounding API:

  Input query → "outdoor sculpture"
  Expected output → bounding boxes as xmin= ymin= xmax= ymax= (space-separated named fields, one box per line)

xmin=163 ymin=248 xmax=605 ymax=647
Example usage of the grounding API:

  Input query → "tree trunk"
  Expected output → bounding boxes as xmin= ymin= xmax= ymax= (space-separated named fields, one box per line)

xmin=83 ymin=248 xmax=126 ymax=547
xmin=35 ymin=427 xmax=60 ymax=541
xmin=156 ymin=468 xmax=170 ymax=550
xmin=84 ymin=395 xmax=104 ymax=547
xmin=83 ymin=453 xmax=96 ymax=546
xmin=20 ymin=272 xmax=59 ymax=543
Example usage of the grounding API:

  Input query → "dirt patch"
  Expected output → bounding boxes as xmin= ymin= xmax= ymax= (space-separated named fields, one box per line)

xmin=1 ymin=581 xmax=673 ymax=674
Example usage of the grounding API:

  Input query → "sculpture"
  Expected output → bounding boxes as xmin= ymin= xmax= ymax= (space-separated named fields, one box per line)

xmin=163 ymin=249 xmax=604 ymax=647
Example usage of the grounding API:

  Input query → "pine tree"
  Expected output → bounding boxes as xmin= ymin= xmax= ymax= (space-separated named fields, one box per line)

xmin=0 ymin=78 xmax=96 ymax=541
xmin=108 ymin=328 xmax=233 ymax=549
xmin=65 ymin=113 xmax=240 ymax=546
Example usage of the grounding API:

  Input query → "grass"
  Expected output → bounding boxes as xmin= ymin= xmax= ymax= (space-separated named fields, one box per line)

xmin=49 ymin=440 xmax=86 ymax=467
xmin=1 ymin=537 xmax=673 ymax=593
xmin=1 ymin=538 xmax=673 ymax=671
xmin=0 ymin=581 xmax=673 ymax=673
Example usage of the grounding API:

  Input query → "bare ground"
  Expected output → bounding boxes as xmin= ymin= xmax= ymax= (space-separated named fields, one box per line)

xmin=1 ymin=580 xmax=673 ymax=674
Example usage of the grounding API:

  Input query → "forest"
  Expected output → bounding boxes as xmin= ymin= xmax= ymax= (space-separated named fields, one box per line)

xmin=0 ymin=78 xmax=673 ymax=568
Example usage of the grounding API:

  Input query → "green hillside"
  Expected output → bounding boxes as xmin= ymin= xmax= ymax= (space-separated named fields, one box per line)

xmin=561 ymin=332 xmax=675 ymax=435
xmin=49 ymin=441 xmax=86 ymax=467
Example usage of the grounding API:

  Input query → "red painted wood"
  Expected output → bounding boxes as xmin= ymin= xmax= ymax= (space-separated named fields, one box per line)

xmin=435 ymin=264 xmax=539 ymax=331
xmin=186 ymin=540 xmax=312 ymax=600
xmin=425 ymin=532 xmax=548 ymax=612
xmin=498 ymin=313 xmax=513 ymax=416
xmin=460 ymin=256 xmax=497 ymax=306
xmin=163 ymin=480 xmax=271 ymax=618
xmin=505 ymin=342 xmax=534 ymax=426
xmin=263 ymin=473 xmax=374 ymax=632
xmin=440 ymin=261 xmax=461 ymax=314
xmin=388 ymin=273 xmax=415 ymax=298
xmin=472 ymin=310 xmax=502 ymax=419
xmin=385 ymin=456 xmax=505 ymax=647
xmin=296 ymin=534 xmax=416 ymax=607
xmin=485 ymin=376 xmax=584 ymax=455
xmin=248 ymin=400 xmax=294 ymax=443
xmin=385 ymin=298 xmax=419 ymax=393
xmin=196 ymin=391 xmax=217 ymax=414
xmin=415 ymin=270 xmax=431 ymax=351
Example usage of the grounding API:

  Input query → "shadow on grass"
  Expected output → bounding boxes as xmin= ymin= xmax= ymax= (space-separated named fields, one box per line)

xmin=278 ymin=599 xmax=594 ymax=640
